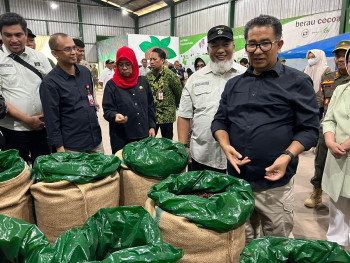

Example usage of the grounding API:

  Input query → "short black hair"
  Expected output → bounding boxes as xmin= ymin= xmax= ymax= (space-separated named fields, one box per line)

xmin=73 ymin=38 xmax=85 ymax=48
xmin=0 ymin=12 xmax=27 ymax=33
xmin=151 ymin=48 xmax=166 ymax=60
xmin=244 ymin=14 xmax=282 ymax=41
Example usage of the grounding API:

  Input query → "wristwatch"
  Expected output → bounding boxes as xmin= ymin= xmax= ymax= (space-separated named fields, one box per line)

xmin=282 ymin=150 xmax=295 ymax=160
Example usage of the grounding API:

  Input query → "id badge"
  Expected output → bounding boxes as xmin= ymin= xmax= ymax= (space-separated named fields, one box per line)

xmin=87 ymin=93 xmax=95 ymax=106
xmin=158 ymin=91 xmax=163 ymax=101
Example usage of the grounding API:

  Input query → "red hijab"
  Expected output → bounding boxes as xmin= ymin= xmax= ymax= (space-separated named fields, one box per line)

xmin=112 ymin=46 xmax=139 ymax=89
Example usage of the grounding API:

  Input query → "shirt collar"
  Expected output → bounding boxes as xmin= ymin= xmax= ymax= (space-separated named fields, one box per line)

xmin=202 ymin=61 xmax=241 ymax=75
xmin=245 ymin=58 xmax=281 ymax=77
xmin=56 ymin=64 xmax=81 ymax=80
xmin=2 ymin=45 xmax=27 ymax=57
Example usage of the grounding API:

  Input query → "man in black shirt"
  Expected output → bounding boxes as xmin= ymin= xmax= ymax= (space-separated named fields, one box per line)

xmin=40 ymin=33 xmax=103 ymax=153
xmin=211 ymin=15 xmax=319 ymax=242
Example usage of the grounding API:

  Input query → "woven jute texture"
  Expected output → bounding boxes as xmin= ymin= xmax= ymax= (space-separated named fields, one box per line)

xmin=31 ymin=172 xmax=120 ymax=244
xmin=0 ymin=165 xmax=34 ymax=224
xmin=145 ymin=198 xmax=245 ymax=263
xmin=116 ymin=150 xmax=162 ymax=207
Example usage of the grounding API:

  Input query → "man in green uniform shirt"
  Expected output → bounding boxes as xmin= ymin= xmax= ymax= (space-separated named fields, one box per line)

xmin=146 ymin=48 xmax=182 ymax=140
xmin=304 ymin=40 xmax=350 ymax=208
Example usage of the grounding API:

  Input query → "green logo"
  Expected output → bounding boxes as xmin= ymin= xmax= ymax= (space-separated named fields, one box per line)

xmin=34 ymin=62 xmax=41 ymax=66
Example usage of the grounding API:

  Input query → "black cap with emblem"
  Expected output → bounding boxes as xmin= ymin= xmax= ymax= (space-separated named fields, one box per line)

xmin=27 ymin=28 xmax=36 ymax=38
xmin=207 ymin=25 xmax=233 ymax=43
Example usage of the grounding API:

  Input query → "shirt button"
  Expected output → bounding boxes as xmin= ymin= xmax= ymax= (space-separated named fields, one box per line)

xmin=252 ymin=93 xmax=255 ymax=96
xmin=133 ymin=93 xmax=135 ymax=96
xmin=135 ymin=102 xmax=137 ymax=106
xmin=138 ymin=123 xmax=140 ymax=125
xmin=137 ymin=112 xmax=139 ymax=115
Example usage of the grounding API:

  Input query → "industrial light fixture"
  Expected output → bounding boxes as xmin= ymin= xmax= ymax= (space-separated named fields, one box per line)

xmin=50 ymin=2 xmax=58 ymax=9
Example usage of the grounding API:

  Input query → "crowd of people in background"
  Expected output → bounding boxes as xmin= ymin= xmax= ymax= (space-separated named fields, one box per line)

xmin=0 ymin=11 xmax=349 ymax=248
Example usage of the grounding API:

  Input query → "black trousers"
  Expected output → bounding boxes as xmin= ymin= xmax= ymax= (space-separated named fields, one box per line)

xmin=0 ymin=127 xmax=50 ymax=164
xmin=155 ymin=123 xmax=173 ymax=140
xmin=190 ymin=158 xmax=226 ymax=174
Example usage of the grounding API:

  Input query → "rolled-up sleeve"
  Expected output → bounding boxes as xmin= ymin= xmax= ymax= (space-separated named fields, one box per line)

xmin=39 ymin=82 xmax=63 ymax=148
xmin=178 ymin=81 xmax=194 ymax=119
xmin=291 ymin=75 xmax=319 ymax=150
xmin=211 ymin=81 xmax=230 ymax=137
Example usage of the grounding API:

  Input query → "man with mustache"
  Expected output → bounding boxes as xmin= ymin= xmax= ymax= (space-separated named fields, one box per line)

xmin=177 ymin=25 xmax=246 ymax=172
xmin=211 ymin=15 xmax=319 ymax=242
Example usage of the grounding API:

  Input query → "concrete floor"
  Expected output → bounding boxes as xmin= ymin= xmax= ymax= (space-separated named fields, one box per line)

xmin=96 ymin=90 xmax=330 ymax=242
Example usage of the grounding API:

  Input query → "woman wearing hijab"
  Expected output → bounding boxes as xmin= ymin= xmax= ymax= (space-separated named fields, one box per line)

xmin=102 ymin=47 xmax=156 ymax=154
xmin=194 ymin=57 xmax=206 ymax=71
xmin=322 ymin=48 xmax=350 ymax=247
xmin=304 ymin=49 xmax=332 ymax=117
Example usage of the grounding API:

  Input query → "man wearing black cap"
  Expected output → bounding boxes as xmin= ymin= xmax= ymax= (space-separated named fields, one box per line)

xmin=211 ymin=15 xmax=319 ymax=242
xmin=304 ymin=40 xmax=350 ymax=208
xmin=99 ymin=59 xmax=115 ymax=90
xmin=26 ymin=28 xmax=36 ymax=49
xmin=178 ymin=25 xmax=246 ymax=172
xmin=73 ymin=38 xmax=85 ymax=64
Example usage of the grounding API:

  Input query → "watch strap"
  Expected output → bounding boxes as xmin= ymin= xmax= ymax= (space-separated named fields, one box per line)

xmin=282 ymin=150 xmax=295 ymax=160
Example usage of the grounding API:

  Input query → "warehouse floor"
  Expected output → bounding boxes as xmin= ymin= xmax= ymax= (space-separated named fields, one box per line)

xmin=95 ymin=89 xmax=333 ymax=244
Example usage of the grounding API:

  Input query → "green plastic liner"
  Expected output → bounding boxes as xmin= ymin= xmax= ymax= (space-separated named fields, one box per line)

xmin=239 ymin=236 xmax=350 ymax=263
xmin=0 ymin=149 xmax=25 ymax=183
xmin=122 ymin=137 xmax=189 ymax=179
xmin=33 ymin=152 xmax=121 ymax=183
xmin=148 ymin=170 xmax=255 ymax=232
xmin=0 ymin=206 xmax=183 ymax=263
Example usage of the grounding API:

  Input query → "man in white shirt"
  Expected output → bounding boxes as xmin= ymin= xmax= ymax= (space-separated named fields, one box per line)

xmin=0 ymin=12 xmax=52 ymax=163
xmin=177 ymin=25 xmax=246 ymax=172
xmin=139 ymin=58 xmax=150 ymax=76
xmin=99 ymin=59 xmax=115 ymax=90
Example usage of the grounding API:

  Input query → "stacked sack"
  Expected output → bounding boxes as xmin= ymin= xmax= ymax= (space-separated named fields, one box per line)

xmin=31 ymin=152 xmax=121 ymax=243
xmin=117 ymin=137 xmax=188 ymax=207
xmin=146 ymin=170 xmax=255 ymax=263
xmin=0 ymin=149 xmax=34 ymax=223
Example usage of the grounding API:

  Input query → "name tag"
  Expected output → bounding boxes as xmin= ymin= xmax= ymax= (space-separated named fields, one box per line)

xmin=195 ymin=81 xmax=209 ymax=87
xmin=0 ymin=64 xmax=14 ymax=67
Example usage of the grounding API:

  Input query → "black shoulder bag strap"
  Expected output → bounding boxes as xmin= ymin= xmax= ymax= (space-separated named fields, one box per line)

xmin=8 ymin=53 xmax=43 ymax=80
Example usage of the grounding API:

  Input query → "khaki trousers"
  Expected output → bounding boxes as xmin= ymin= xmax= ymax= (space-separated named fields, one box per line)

xmin=246 ymin=179 xmax=294 ymax=244
xmin=65 ymin=142 xmax=104 ymax=154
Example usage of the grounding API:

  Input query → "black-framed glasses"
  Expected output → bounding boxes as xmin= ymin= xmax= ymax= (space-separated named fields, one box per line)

xmin=54 ymin=46 xmax=77 ymax=53
xmin=245 ymin=40 xmax=279 ymax=53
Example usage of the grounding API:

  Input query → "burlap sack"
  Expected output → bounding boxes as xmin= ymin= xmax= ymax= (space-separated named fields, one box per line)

xmin=31 ymin=172 xmax=120 ymax=244
xmin=145 ymin=198 xmax=245 ymax=263
xmin=116 ymin=150 xmax=162 ymax=207
xmin=0 ymin=165 xmax=34 ymax=224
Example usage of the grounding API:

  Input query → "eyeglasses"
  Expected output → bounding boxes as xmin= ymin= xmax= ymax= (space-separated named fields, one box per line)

xmin=245 ymin=40 xmax=279 ymax=53
xmin=195 ymin=63 xmax=205 ymax=69
xmin=117 ymin=62 xmax=132 ymax=68
xmin=54 ymin=46 xmax=77 ymax=53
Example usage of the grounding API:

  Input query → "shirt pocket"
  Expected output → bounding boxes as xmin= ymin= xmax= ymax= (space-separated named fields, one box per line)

xmin=0 ymin=66 xmax=16 ymax=80
xmin=193 ymin=85 xmax=213 ymax=109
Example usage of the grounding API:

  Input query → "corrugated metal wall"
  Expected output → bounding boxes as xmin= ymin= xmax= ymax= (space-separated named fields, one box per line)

xmin=139 ymin=7 xmax=171 ymax=36
xmin=6 ymin=0 xmax=135 ymax=62
xmin=234 ymin=0 xmax=342 ymax=27
xmin=0 ymin=0 xmax=5 ymax=14
xmin=176 ymin=0 xmax=229 ymax=37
